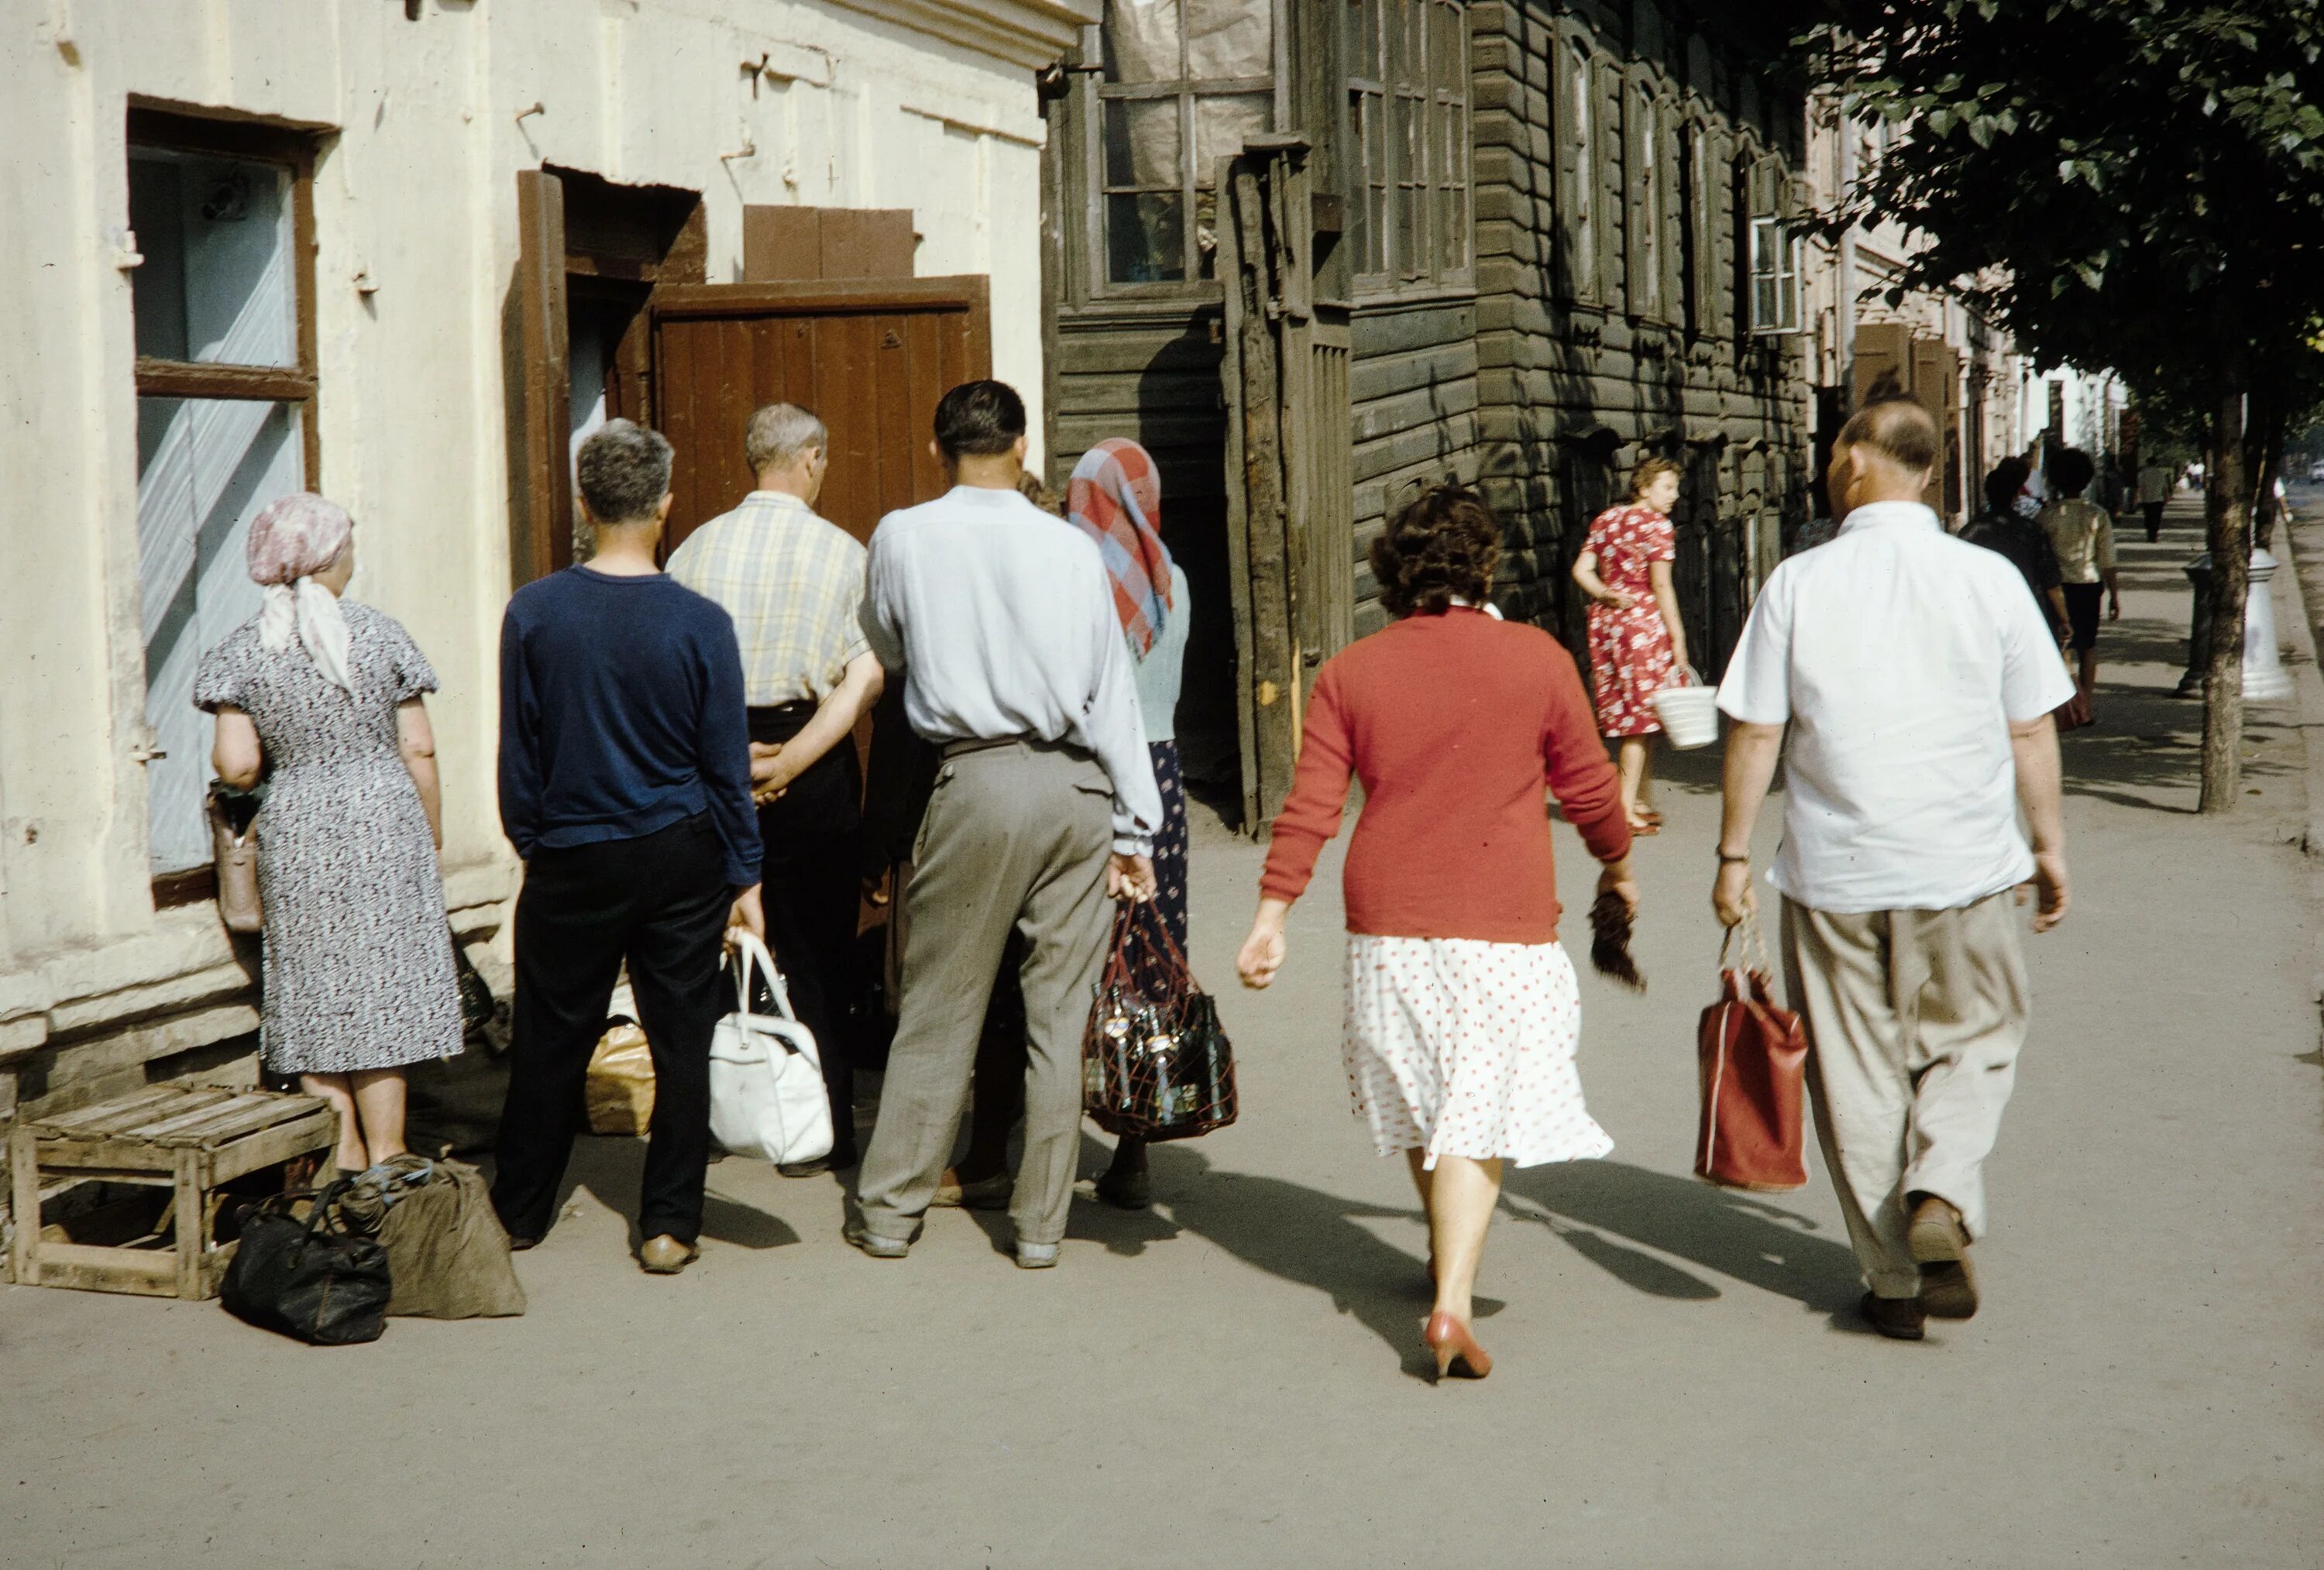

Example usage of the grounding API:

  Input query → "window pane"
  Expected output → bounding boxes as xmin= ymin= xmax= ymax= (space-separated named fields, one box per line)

xmin=1440 ymin=107 xmax=1467 ymax=271
xmin=1185 ymin=0 xmax=1271 ymax=77
xmin=1754 ymin=274 xmax=1778 ymax=332
xmin=135 ymin=397 xmax=303 ymax=873
xmin=1104 ymin=0 xmax=1181 ymax=82
xmin=1194 ymin=94 xmax=1270 ymax=189
xmin=1195 ymin=188 xmax=1221 ymax=280
xmin=129 ymin=148 xmax=296 ymax=369
xmin=1103 ymin=97 xmax=1182 ymax=187
xmin=1394 ymin=94 xmax=1419 ymax=273
xmin=1108 ymin=192 xmax=1186 ymax=283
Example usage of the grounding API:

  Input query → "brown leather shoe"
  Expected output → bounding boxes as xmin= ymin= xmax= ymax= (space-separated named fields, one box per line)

xmin=1860 ymin=1290 xmax=1927 ymax=1340
xmin=638 ymin=1235 xmax=700 ymax=1275
xmin=1906 ymin=1194 xmax=1978 ymax=1319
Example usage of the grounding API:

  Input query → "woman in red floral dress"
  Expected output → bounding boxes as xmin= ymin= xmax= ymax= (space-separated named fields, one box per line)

xmin=1572 ymin=456 xmax=1690 ymax=834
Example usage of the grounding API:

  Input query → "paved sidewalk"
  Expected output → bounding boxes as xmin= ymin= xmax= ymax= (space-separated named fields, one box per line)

xmin=5 ymin=496 xmax=2321 ymax=1568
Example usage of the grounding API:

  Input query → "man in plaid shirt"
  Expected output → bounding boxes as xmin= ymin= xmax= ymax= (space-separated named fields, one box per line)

xmin=669 ymin=403 xmax=884 ymax=1172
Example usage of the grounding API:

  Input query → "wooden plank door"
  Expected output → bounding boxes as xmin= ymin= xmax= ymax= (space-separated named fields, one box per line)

xmin=644 ymin=277 xmax=990 ymax=551
xmin=1219 ymin=136 xmax=1355 ymax=830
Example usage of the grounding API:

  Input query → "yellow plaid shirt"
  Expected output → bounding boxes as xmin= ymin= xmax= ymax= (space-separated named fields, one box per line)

xmin=666 ymin=491 xmax=871 ymax=706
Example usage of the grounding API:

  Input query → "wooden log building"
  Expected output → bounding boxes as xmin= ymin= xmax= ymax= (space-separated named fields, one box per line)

xmin=1041 ymin=0 xmax=1815 ymax=823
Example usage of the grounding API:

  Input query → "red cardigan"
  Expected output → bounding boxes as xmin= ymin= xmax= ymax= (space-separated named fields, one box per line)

xmin=1259 ymin=607 xmax=1631 ymax=943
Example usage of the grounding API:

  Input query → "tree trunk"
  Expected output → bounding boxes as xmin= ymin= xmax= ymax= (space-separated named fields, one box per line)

xmin=2199 ymin=366 xmax=2251 ymax=814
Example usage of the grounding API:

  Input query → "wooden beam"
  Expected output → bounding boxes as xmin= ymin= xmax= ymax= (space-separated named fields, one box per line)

xmin=133 ymin=359 xmax=316 ymax=401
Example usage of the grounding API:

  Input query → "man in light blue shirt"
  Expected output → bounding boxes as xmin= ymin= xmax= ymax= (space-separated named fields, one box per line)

xmin=847 ymin=381 xmax=1157 ymax=1270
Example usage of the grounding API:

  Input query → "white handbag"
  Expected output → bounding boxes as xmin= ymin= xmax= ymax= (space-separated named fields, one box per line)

xmin=707 ymin=933 xmax=834 ymax=1166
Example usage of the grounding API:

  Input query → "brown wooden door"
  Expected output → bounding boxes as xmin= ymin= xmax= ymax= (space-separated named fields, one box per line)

xmin=644 ymin=277 xmax=992 ymax=551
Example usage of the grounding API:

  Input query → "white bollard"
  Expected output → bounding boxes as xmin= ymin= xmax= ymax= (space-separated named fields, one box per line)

xmin=2243 ymin=548 xmax=2294 ymax=703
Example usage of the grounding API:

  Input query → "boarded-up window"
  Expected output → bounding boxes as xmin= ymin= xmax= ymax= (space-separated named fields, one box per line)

xmin=1097 ymin=0 xmax=1277 ymax=287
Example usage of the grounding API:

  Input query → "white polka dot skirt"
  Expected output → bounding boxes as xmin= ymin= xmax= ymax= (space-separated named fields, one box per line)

xmin=1342 ymin=936 xmax=1614 ymax=1170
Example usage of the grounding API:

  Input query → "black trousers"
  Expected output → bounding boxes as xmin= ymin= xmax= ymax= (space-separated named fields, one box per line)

xmin=492 ymin=814 xmax=731 ymax=1244
xmin=2143 ymin=500 xmax=2166 ymax=541
xmin=751 ymin=704 xmax=863 ymax=1159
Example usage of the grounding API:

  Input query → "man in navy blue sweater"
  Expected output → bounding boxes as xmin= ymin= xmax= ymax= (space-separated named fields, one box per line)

xmin=492 ymin=419 xmax=763 ymax=1276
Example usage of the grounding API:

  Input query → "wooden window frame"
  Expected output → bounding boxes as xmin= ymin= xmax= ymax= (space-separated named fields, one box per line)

xmin=1085 ymin=0 xmax=1290 ymax=300
xmin=1343 ymin=0 xmax=1472 ymax=297
xmin=1746 ymin=153 xmax=1802 ymax=337
xmin=129 ymin=107 xmax=322 ymax=912
xmin=127 ymin=108 xmax=321 ymax=487
xmin=1623 ymin=71 xmax=1666 ymax=324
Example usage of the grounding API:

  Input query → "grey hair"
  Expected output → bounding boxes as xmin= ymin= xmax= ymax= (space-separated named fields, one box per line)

xmin=576 ymin=418 xmax=673 ymax=524
xmin=744 ymin=403 xmax=827 ymax=475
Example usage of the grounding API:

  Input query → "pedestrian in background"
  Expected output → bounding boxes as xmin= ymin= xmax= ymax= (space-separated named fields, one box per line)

xmin=2037 ymin=447 xmax=2120 ymax=718
xmin=1239 ymin=482 xmax=1636 ymax=1381
xmin=1961 ymin=457 xmax=2071 ymax=643
xmin=196 ymin=493 xmax=461 ymax=1177
xmin=1713 ymin=394 xmax=2072 ymax=1342
xmin=847 ymin=380 xmax=1160 ymax=1272
xmin=492 ymin=419 xmax=763 ymax=1276
xmin=668 ymin=403 xmax=883 ymax=1176
xmin=1572 ymin=455 xmax=1690 ymax=836
xmin=2137 ymin=457 xmax=2174 ymax=542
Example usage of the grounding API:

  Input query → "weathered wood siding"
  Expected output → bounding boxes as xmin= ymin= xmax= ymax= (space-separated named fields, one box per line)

xmin=1048 ymin=304 xmax=1240 ymax=784
xmin=1348 ymin=295 xmax=1481 ymax=636
xmin=1467 ymin=0 xmax=1813 ymax=674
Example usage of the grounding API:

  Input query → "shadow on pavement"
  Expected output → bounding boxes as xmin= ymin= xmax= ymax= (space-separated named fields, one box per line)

xmin=562 ymin=1134 xmax=803 ymax=1252
xmin=1499 ymin=1159 xmax=1859 ymax=1314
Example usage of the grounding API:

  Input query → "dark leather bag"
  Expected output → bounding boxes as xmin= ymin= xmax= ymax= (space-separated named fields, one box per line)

xmin=1694 ymin=918 xmax=1810 ymax=1192
xmin=220 ymin=1180 xmax=392 ymax=1345
xmin=1084 ymin=902 xmax=1238 ymax=1143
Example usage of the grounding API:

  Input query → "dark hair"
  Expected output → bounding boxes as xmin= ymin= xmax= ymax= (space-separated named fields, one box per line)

xmin=2051 ymin=447 xmax=2095 ymax=499
xmin=933 ymin=380 xmax=1027 ymax=460
xmin=1629 ymin=454 xmax=1680 ymax=500
xmin=1370 ymin=482 xmax=1501 ymax=618
xmin=1836 ymin=390 xmax=1939 ymax=473
xmin=576 ymin=418 xmax=673 ymax=524
xmin=1983 ymin=456 xmax=2031 ymax=516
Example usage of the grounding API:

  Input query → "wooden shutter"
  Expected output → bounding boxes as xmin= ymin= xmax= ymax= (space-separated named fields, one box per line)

xmin=511 ymin=169 xmax=572 ymax=586
xmin=1852 ymin=321 xmax=1910 ymax=404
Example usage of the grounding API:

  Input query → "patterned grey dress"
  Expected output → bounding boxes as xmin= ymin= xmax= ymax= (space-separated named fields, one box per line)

xmin=194 ymin=601 xmax=462 ymax=1074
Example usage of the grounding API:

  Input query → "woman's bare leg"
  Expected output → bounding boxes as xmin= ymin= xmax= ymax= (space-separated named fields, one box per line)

xmin=1635 ymin=736 xmax=1659 ymax=816
xmin=349 ymin=1070 xmax=407 ymax=1165
xmin=1617 ymin=738 xmax=1649 ymax=826
xmin=301 ymin=1073 xmax=364 ymax=1171
xmin=1427 ymin=1155 xmax=1504 ymax=1324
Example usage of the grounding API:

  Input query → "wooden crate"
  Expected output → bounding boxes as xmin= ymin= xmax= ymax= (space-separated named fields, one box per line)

xmin=9 ymin=1084 xmax=334 ymax=1299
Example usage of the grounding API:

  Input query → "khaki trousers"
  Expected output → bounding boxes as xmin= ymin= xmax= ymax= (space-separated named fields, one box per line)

xmin=1780 ymin=893 xmax=2029 ymax=1299
xmin=855 ymin=740 xmax=1116 ymax=1248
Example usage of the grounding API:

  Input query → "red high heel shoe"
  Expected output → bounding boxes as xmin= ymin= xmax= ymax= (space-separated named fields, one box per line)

xmin=1423 ymin=1311 xmax=1493 ymax=1380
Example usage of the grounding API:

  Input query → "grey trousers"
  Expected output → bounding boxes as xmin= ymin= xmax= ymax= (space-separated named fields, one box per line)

xmin=1780 ymin=893 xmax=2029 ymax=1299
xmin=856 ymin=739 xmax=1116 ymax=1248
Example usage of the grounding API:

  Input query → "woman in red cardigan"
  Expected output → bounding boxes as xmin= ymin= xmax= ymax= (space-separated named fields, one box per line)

xmin=1236 ymin=483 xmax=1638 ymax=1381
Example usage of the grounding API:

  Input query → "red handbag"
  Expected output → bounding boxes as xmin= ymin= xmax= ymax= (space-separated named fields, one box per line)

xmin=1694 ymin=916 xmax=1810 ymax=1191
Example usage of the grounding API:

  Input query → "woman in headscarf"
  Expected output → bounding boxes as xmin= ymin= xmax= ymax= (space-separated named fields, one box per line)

xmin=194 ymin=493 xmax=462 ymax=1175
xmin=1066 ymin=438 xmax=1191 ymax=1209
xmin=931 ymin=441 xmax=1191 ymax=1214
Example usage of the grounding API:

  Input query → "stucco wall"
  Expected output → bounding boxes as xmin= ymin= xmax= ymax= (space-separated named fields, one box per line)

xmin=0 ymin=0 xmax=1067 ymax=1117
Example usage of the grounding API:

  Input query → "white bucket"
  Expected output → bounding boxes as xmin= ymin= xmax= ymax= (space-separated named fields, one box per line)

xmin=1651 ymin=681 xmax=1719 ymax=750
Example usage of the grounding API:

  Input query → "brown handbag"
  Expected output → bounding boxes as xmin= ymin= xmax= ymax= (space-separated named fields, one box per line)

xmin=1693 ymin=914 xmax=1809 ymax=1191
xmin=208 ymin=788 xmax=263 ymax=934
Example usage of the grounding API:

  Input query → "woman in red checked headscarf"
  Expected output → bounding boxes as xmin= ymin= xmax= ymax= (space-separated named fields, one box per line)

xmin=1062 ymin=438 xmax=1191 ymax=1211
xmin=194 ymin=493 xmax=462 ymax=1177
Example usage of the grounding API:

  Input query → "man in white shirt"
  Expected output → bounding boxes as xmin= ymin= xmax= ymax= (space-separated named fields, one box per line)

xmin=847 ymin=380 xmax=1160 ymax=1270
xmin=1712 ymin=394 xmax=2074 ymax=1342
xmin=2137 ymin=459 xmax=2174 ymax=542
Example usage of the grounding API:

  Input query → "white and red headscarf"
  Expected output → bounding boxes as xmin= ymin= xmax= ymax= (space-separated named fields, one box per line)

xmin=246 ymin=492 xmax=354 ymax=693
xmin=1065 ymin=438 xmax=1173 ymax=656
